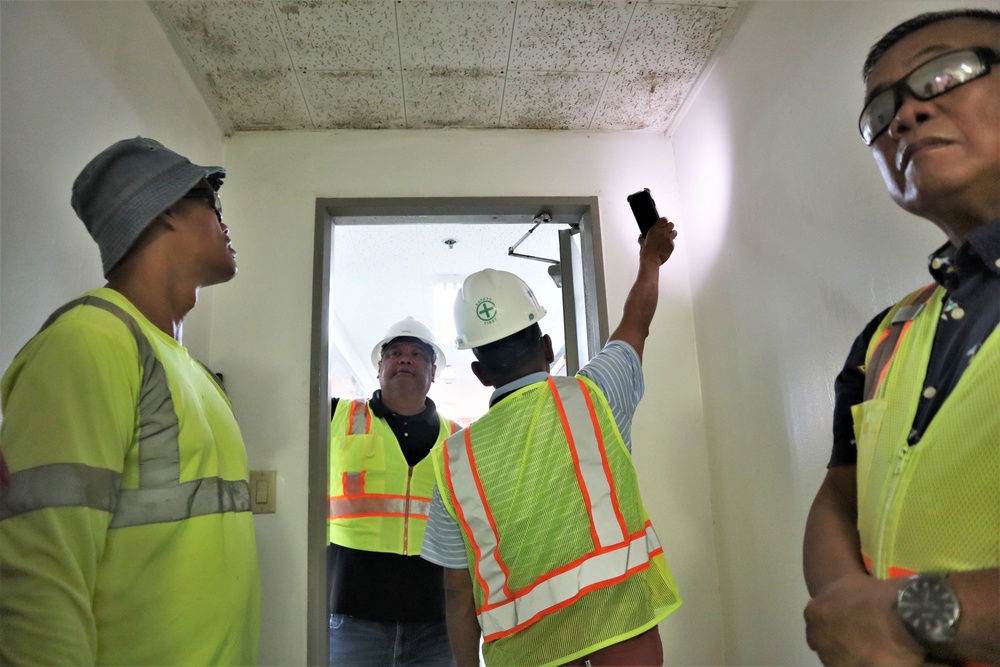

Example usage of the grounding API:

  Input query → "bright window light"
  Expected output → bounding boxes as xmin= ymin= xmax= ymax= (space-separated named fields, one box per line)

xmin=433 ymin=281 xmax=461 ymax=351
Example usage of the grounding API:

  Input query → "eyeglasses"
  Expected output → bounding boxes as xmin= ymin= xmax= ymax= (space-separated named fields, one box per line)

xmin=183 ymin=187 xmax=223 ymax=222
xmin=859 ymin=47 xmax=1000 ymax=145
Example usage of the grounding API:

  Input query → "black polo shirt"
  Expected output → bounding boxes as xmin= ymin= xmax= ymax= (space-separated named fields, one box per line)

xmin=830 ymin=218 xmax=1000 ymax=467
xmin=328 ymin=391 xmax=446 ymax=621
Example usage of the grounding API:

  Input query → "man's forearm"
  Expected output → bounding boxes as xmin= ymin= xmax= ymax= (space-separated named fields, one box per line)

xmin=948 ymin=568 xmax=1000 ymax=663
xmin=803 ymin=466 xmax=867 ymax=595
xmin=445 ymin=568 xmax=481 ymax=666
xmin=607 ymin=218 xmax=676 ymax=359
xmin=608 ymin=254 xmax=661 ymax=358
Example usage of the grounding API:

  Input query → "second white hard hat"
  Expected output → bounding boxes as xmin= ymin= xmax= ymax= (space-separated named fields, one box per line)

xmin=371 ymin=316 xmax=446 ymax=378
xmin=453 ymin=269 xmax=547 ymax=350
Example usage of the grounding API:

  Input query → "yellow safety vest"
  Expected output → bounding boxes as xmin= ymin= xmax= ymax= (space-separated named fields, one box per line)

xmin=854 ymin=283 xmax=1000 ymax=579
xmin=432 ymin=375 xmax=681 ymax=667
xmin=328 ymin=399 xmax=457 ymax=555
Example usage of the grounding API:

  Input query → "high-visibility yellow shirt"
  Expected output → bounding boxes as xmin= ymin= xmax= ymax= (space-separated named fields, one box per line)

xmin=0 ymin=289 xmax=262 ymax=665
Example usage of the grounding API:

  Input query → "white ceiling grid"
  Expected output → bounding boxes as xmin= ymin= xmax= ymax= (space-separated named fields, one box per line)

xmin=150 ymin=0 xmax=740 ymax=133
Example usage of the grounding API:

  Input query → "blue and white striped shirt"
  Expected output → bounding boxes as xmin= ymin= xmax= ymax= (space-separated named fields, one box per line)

xmin=421 ymin=340 xmax=644 ymax=569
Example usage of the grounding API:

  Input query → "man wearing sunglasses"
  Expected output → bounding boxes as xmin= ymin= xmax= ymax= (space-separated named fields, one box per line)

xmin=803 ymin=8 xmax=1000 ymax=667
xmin=0 ymin=137 xmax=261 ymax=664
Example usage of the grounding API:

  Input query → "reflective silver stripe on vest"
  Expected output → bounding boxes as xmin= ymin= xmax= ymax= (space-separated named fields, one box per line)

xmin=328 ymin=495 xmax=432 ymax=518
xmin=446 ymin=427 xmax=509 ymax=606
xmin=478 ymin=525 xmax=660 ymax=639
xmin=349 ymin=400 xmax=369 ymax=435
xmin=0 ymin=296 xmax=250 ymax=524
xmin=344 ymin=470 xmax=365 ymax=495
xmin=549 ymin=377 xmax=628 ymax=548
xmin=891 ymin=304 xmax=926 ymax=325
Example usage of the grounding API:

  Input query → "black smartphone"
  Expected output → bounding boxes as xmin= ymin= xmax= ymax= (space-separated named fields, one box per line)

xmin=627 ymin=188 xmax=659 ymax=237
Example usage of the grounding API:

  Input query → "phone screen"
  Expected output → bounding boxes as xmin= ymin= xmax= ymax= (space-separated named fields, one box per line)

xmin=627 ymin=189 xmax=659 ymax=237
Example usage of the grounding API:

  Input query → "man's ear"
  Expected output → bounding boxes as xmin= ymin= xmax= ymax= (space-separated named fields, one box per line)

xmin=471 ymin=361 xmax=495 ymax=388
xmin=430 ymin=363 xmax=437 ymax=383
xmin=542 ymin=334 xmax=555 ymax=365
xmin=156 ymin=208 xmax=180 ymax=231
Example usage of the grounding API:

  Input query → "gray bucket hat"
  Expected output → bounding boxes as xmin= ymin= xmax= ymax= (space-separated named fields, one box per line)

xmin=71 ymin=137 xmax=225 ymax=276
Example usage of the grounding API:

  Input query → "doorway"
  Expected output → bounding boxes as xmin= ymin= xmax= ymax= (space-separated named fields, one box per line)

xmin=306 ymin=197 xmax=608 ymax=665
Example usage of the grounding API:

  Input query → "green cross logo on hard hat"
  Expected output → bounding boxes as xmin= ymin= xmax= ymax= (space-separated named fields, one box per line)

xmin=476 ymin=299 xmax=497 ymax=323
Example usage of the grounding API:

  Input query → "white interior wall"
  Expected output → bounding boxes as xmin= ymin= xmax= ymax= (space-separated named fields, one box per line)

xmin=671 ymin=1 xmax=995 ymax=664
xmin=1 ymin=3 xmax=721 ymax=663
xmin=219 ymin=129 xmax=721 ymax=665
xmin=0 ymin=1 xmax=225 ymax=374
xmin=8 ymin=0 xmax=989 ymax=665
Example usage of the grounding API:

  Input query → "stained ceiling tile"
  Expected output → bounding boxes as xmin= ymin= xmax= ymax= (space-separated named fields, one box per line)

xmin=403 ymin=70 xmax=504 ymax=127
xmin=592 ymin=70 xmax=692 ymax=130
xmin=672 ymin=0 xmax=740 ymax=6
xmin=397 ymin=1 xmax=516 ymax=71
xmin=151 ymin=0 xmax=743 ymax=132
xmin=151 ymin=1 xmax=291 ymax=71
xmin=275 ymin=0 xmax=400 ymax=71
xmin=500 ymin=71 xmax=606 ymax=129
xmin=615 ymin=3 xmax=735 ymax=76
xmin=509 ymin=0 xmax=633 ymax=72
xmin=301 ymin=70 xmax=406 ymax=128
xmin=203 ymin=67 xmax=313 ymax=130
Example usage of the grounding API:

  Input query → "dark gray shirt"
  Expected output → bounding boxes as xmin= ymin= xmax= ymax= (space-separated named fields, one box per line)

xmin=830 ymin=218 xmax=1000 ymax=466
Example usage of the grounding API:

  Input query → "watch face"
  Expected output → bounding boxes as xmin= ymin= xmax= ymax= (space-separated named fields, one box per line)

xmin=897 ymin=575 xmax=960 ymax=645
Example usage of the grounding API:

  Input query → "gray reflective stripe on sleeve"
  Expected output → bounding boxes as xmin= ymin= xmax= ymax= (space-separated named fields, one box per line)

xmin=110 ymin=478 xmax=251 ymax=528
xmin=4 ymin=295 xmax=249 ymax=526
xmin=477 ymin=525 xmax=658 ymax=640
xmin=0 ymin=463 xmax=121 ymax=520
xmin=0 ymin=466 xmax=249 ymax=525
xmin=549 ymin=376 xmax=628 ymax=549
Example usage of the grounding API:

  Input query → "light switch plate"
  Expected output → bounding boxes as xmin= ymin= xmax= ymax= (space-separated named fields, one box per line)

xmin=249 ymin=470 xmax=277 ymax=514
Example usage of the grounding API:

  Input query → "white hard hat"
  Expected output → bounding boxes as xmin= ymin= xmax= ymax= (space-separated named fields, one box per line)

xmin=453 ymin=269 xmax=547 ymax=350
xmin=370 ymin=316 xmax=446 ymax=378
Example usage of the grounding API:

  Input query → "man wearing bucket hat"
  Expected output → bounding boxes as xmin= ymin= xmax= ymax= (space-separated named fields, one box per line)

xmin=327 ymin=316 xmax=460 ymax=667
xmin=0 ymin=137 xmax=261 ymax=665
xmin=421 ymin=218 xmax=682 ymax=666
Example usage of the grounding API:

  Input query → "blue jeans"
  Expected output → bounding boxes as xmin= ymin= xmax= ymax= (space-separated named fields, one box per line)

xmin=328 ymin=614 xmax=455 ymax=667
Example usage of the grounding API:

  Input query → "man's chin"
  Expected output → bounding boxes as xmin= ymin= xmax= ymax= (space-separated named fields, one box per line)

xmin=387 ymin=373 xmax=430 ymax=390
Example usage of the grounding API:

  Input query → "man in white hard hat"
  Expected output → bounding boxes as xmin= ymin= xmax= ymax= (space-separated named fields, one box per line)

xmin=421 ymin=218 xmax=682 ymax=666
xmin=327 ymin=316 xmax=459 ymax=667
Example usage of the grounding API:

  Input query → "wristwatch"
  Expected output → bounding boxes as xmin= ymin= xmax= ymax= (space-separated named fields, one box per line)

xmin=894 ymin=573 xmax=961 ymax=653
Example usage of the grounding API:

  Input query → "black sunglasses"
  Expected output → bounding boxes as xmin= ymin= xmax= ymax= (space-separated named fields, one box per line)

xmin=859 ymin=46 xmax=1000 ymax=145
xmin=183 ymin=187 xmax=223 ymax=222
